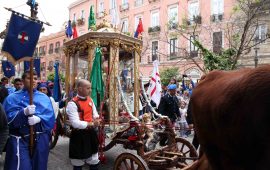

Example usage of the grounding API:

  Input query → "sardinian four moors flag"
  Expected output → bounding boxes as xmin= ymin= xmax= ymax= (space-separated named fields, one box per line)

xmin=147 ymin=60 xmax=162 ymax=106
xmin=1 ymin=13 xmax=43 ymax=63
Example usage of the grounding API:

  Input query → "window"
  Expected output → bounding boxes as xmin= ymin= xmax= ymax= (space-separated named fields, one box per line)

xmin=121 ymin=0 xmax=129 ymax=10
xmin=98 ymin=1 xmax=104 ymax=18
xmin=170 ymin=38 xmax=178 ymax=58
xmin=99 ymin=1 xmax=104 ymax=12
xmin=151 ymin=10 xmax=159 ymax=27
xmin=121 ymin=18 xmax=129 ymax=33
xmin=135 ymin=0 xmax=143 ymax=7
xmin=211 ymin=0 xmax=223 ymax=15
xmin=34 ymin=48 xmax=38 ymax=57
xmin=190 ymin=35 xmax=198 ymax=57
xmin=49 ymin=43 xmax=54 ymax=54
xmin=151 ymin=41 xmax=158 ymax=61
xmin=55 ymin=42 xmax=60 ymax=53
xmin=41 ymin=62 xmax=46 ymax=71
xmin=255 ymin=24 xmax=268 ymax=43
xmin=122 ymin=0 xmax=128 ymax=4
xmin=81 ymin=10 xmax=84 ymax=19
xmin=168 ymin=5 xmax=178 ymax=23
xmin=134 ymin=15 xmax=142 ymax=31
xmin=73 ymin=13 xmax=76 ymax=22
xmin=49 ymin=61 xmax=54 ymax=67
xmin=110 ymin=0 xmax=116 ymax=9
xmin=188 ymin=1 xmax=199 ymax=21
xmin=213 ymin=31 xmax=223 ymax=53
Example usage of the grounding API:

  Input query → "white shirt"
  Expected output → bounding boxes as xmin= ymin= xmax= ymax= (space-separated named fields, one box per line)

xmin=66 ymin=95 xmax=99 ymax=129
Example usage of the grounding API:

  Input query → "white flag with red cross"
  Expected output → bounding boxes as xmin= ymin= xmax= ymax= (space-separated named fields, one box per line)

xmin=147 ymin=60 xmax=162 ymax=106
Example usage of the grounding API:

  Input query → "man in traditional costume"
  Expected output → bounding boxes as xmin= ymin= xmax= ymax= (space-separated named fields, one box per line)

xmin=66 ymin=79 xmax=100 ymax=170
xmin=3 ymin=70 xmax=55 ymax=170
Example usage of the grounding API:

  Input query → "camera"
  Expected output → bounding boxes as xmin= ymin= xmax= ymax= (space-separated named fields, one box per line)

xmin=182 ymin=74 xmax=188 ymax=78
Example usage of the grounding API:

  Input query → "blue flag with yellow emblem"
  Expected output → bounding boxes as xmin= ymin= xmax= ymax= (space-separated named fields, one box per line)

xmin=1 ymin=13 xmax=42 ymax=63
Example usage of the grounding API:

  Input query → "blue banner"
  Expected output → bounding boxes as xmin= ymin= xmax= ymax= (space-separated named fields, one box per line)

xmin=1 ymin=13 xmax=42 ymax=63
xmin=53 ymin=62 xmax=62 ymax=102
xmin=24 ymin=58 xmax=40 ymax=77
xmin=2 ymin=60 xmax=15 ymax=78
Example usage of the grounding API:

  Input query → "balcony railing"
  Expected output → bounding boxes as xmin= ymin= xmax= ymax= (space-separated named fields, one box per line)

xmin=54 ymin=48 xmax=59 ymax=53
xmin=96 ymin=12 xmax=104 ymax=19
xmin=186 ymin=15 xmax=202 ymax=25
xmin=48 ymin=49 xmax=53 ymax=54
xmin=148 ymin=26 xmax=161 ymax=33
xmin=120 ymin=3 xmax=129 ymax=11
xmin=77 ymin=18 xmax=85 ymax=26
xmin=190 ymin=51 xmax=198 ymax=58
xmin=169 ymin=52 xmax=179 ymax=60
xmin=211 ymin=13 xmax=223 ymax=22
xmin=148 ymin=0 xmax=159 ymax=3
xmin=135 ymin=0 xmax=143 ymax=7
xmin=39 ymin=51 xmax=46 ymax=56
xmin=168 ymin=22 xmax=178 ymax=30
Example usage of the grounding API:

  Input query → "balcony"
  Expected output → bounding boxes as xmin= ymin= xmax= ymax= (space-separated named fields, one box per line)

xmin=186 ymin=15 xmax=202 ymax=26
xmin=39 ymin=51 xmax=46 ymax=56
xmin=47 ymin=65 xmax=53 ymax=71
xmin=54 ymin=48 xmax=60 ymax=53
xmin=148 ymin=26 xmax=161 ymax=33
xmin=120 ymin=3 xmax=129 ymax=11
xmin=148 ymin=0 xmax=159 ymax=3
xmin=168 ymin=22 xmax=178 ymax=30
xmin=169 ymin=52 xmax=179 ymax=60
xmin=96 ymin=12 xmax=104 ymax=19
xmin=48 ymin=49 xmax=53 ymax=54
xmin=211 ymin=13 xmax=223 ymax=22
xmin=135 ymin=0 xmax=143 ymax=7
xmin=190 ymin=51 xmax=198 ymax=58
xmin=77 ymin=18 xmax=85 ymax=26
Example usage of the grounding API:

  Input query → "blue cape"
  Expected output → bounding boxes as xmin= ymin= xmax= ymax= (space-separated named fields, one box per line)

xmin=3 ymin=89 xmax=55 ymax=132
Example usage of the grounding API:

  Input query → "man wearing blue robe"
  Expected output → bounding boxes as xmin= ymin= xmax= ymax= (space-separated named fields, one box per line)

xmin=3 ymin=70 xmax=55 ymax=170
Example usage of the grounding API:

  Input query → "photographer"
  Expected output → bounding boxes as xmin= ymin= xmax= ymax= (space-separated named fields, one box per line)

xmin=181 ymin=74 xmax=195 ymax=96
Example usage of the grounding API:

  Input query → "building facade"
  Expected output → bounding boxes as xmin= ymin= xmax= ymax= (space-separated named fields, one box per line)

xmin=36 ymin=31 xmax=67 ymax=81
xmin=36 ymin=0 xmax=269 ymax=82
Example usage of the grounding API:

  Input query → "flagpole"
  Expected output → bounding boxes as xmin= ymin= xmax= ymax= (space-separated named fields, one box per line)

xmin=27 ymin=0 xmax=38 ymax=157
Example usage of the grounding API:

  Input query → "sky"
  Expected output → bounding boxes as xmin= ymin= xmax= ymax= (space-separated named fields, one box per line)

xmin=0 ymin=0 xmax=75 ymax=37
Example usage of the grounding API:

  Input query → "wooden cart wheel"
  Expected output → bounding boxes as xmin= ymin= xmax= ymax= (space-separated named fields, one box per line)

xmin=113 ymin=152 xmax=149 ymax=170
xmin=175 ymin=137 xmax=198 ymax=168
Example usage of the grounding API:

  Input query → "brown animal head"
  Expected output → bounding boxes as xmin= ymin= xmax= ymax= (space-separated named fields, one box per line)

xmin=190 ymin=66 xmax=270 ymax=170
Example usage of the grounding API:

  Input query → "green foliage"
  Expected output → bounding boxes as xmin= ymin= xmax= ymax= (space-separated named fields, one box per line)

xmin=160 ymin=67 xmax=180 ymax=86
xmin=193 ymin=40 xmax=236 ymax=71
xmin=47 ymin=72 xmax=65 ymax=83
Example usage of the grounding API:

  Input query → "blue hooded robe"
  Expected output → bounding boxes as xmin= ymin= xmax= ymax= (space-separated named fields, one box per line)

xmin=3 ymin=89 xmax=55 ymax=170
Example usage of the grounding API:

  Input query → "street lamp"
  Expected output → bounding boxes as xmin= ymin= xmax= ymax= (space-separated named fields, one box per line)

xmin=254 ymin=47 xmax=259 ymax=68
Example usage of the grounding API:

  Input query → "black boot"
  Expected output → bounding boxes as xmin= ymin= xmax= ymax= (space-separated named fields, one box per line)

xmin=89 ymin=163 xmax=99 ymax=170
xmin=73 ymin=166 xmax=82 ymax=170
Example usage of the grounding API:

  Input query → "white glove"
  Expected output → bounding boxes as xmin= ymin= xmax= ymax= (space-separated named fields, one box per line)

xmin=24 ymin=105 xmax=36 ymax=116
xmin=28 ymin=115 xmax=41 ymax=125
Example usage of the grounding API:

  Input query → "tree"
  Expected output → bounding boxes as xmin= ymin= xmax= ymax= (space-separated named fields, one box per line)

xmin=167 ymin=0 xmax=270 ymax=72
xmin=160 ymin=67 xmax=180 ymax=86
xmin=47 ymin=72 xmax=65 ymax=83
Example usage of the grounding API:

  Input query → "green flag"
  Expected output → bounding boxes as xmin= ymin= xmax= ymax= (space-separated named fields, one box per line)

xmin=88 ymin=5 xmax=96 ymax=30
xmin=90 ymin=47 xmax=104 ymax=109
